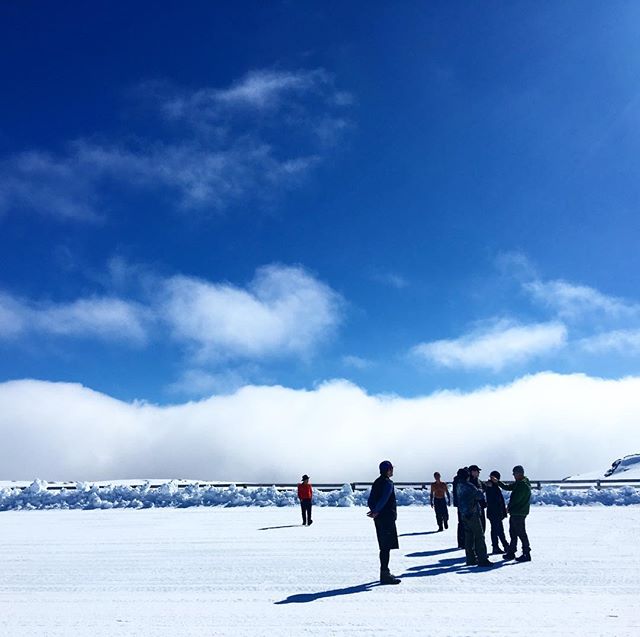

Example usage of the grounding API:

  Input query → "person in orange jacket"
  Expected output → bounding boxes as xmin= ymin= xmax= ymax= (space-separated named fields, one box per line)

xmin=297 ymin=474 xmax=313 ymax=525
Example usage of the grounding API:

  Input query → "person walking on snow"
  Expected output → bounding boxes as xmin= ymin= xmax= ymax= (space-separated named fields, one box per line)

xmin=297 ymin=474 xmax=313 ymax=526
xmin=455 ymin=467 xmax=493 ymax=567
xmin=367 ymin=460 xmax=401 ymax=584
xmin=485 ymin=470 xmax=509 ymax=554
xmin=430 ymin=472 xmax=451 ymax=531
xmin=491 ymin=465 xmax=532 ymax=562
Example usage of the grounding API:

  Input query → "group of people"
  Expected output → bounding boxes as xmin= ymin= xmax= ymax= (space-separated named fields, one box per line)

xmin=297 ymin=460 xmax=532 ymax=585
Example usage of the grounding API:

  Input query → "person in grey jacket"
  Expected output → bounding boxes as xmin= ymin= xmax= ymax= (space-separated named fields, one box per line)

xmin=455 ymin=468 xmax=493 ymax=567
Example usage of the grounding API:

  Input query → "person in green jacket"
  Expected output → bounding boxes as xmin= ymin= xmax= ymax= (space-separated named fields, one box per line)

xmin=490 ymin=465 xmax=532 ymax=562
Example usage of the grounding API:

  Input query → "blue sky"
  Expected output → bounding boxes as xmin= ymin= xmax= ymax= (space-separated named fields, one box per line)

xmin=2 ymin=0 xmax=640 ymax=409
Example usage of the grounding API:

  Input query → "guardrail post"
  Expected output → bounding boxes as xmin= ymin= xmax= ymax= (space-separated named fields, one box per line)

xmin=536 ymin=481 xmax=541 ymax=490
xmin=350 ymin=482 xmax=356 ymax=492
xmin=596 ymin=480 xmax=601 ymax=490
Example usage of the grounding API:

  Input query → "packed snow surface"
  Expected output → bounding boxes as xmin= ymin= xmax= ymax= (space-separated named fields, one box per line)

xmin=1 ymin=479 xmax=640 ymax=510
xmin=0 ymin=506 xmax=638 ymax=636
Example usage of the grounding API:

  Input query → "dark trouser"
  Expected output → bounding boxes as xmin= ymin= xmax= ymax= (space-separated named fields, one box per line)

xmin=462 ymin=514 xmax=488 ymax=564
xmin=508 ymin=515 xmax=530 ymax=554
xmin=479 ymin=508 xmax=486 ymax=533
xmin=374 ymin=516 xmax=399 ymax=574
xmin=300 ymin=499 xmax=312 ymax=525
xmin=456 ymin=509 xmax=465 ymax=548
xmin=379 ymin=549 xmax=390 ymax=572
xmin=488 ymin=515 xmax=508 ymax=550
xmin=433 ymin=498 xmax=449 ymax=530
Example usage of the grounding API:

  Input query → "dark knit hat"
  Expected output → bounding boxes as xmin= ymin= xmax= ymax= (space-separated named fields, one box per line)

xmin=490 ymin=470 xmax=501 ymax=480
xmin=512 ymin=465 xmax=525 ymax=475
xmin=379 ymin=460 xmax=393 ymax=474
xmin=456 ymin=467 xmax=470 ymax=480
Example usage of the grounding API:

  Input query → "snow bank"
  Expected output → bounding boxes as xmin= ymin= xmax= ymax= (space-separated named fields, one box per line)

xmin=0 ymin=480 xmax=639 ymax=511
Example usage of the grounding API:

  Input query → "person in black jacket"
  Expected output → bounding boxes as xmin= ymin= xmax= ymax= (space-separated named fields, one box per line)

xmin=367 ymin=460 xmax=401 ymax=585
xmin=484 ymin=470 xmax=509 ymax=554
xmin=452 ymin=467 xmax=467 ymax=549
xmin=468 ymin=464 xmax=487 ymax=533
xmin=455 ymin=467 xmax=492 ymax=567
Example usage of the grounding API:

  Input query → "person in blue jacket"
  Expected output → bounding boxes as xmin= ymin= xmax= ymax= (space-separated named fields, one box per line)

xmin=455 ymin=467 xmax=493 ymax=567
xmin=367 ymin=460 xmax=401 ymax=584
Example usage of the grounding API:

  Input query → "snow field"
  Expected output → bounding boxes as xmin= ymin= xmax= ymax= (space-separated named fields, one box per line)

xmin=0 ymin=506 xmax=639 ymax=636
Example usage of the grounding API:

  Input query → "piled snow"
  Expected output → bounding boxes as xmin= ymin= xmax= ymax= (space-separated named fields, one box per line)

xmin=1 ymin=479 xmax=640 ymax=511
xmin=566 ymin=453 xmax=640 ymax=481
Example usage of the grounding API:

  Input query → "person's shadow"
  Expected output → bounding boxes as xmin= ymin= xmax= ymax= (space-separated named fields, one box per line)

xmin=258 ymin=525 xmax=302 ymax=531
xmin=405 ymin=547 xmax=459 ymax=558
xmin=275 ymin=581 xmax=380 ymax=604
xmin=398 ymin=530 xmax=440 ymax=537
xmin=401 ymin=555 xmax=508 ymax=578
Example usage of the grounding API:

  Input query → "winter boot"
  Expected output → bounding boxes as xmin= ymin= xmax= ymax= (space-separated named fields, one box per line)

xmin=308 ymin=519 xmax=313 ymax=526
xmin=502 ymin=552 xmax=516 ymax=560
xmin=444 ymin=520 xmax=448 ymax=529
xmin=380 ymin=569 xmax=401 ymax=585
xmin=491 ymin=546 xmax=504 ymax=555
xmin=438 ymin=524 xmax=443 ymax=532
xmin=477 ymin=559 xmax=494 ymax=567
xmin=515 ymin=552 xmax=531 ymax=562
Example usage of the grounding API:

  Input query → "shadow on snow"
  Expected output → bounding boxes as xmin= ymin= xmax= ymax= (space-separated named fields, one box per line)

xmin=275 ymin=581 xmax=381 ymax=604
xmin=398 ymin=530 xmax=441 ymax=537
xmin=258 ymin=524 xmax=303 ymax=531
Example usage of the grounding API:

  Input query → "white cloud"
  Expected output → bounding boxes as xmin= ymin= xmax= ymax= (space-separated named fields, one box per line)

xmin=160 ymin=265 xmax=342 ymax=360
xmin=0 ymin=292 xmax=149 ymax=343
xmin=1 ymin=372 xmax=639 ymax=481
xmin=412 ymin=320 xmax=567 ymax=371
xmin=524 ymin=279 xmax=639 ymax=320
xmin=579 ymin=328 xmax=640 ymax=354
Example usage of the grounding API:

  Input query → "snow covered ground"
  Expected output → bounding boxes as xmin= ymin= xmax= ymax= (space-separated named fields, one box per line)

xmin=1 ymin=506 xmax=639 ymax=636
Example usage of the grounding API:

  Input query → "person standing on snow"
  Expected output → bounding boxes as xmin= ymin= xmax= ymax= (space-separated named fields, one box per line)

xmin=455 ymin=467 xmax=493 ymax=567
xmin=297 ymin=474 xmax=313 ymax=526
xmin=430 ymin=472 xmax=451 ymax=532
xmin=468 ymin=464 xmax=487 ymax=533
xmin=452 ymin=467 xmax=467 ymax=549
xmin=485 ymin=470 xmax=509 ymax=554
xmin=367 ymin=460 xmax=401 ymax=585
xmin=491 ymin=465 xmax=532 ymax=562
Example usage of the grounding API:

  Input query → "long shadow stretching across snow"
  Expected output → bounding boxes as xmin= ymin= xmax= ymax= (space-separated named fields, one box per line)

xmin=398 ymin=530 xmax=441 ymax=537
xmin=401 ymin=555 xmax=509 ymax=578
xmin=258 ymin=525 xmax=303 ymax=531
xmin=275 ymin=581 xmax=381 ymax=604
xmin=405 ymin=547 xmax=460 ymax=558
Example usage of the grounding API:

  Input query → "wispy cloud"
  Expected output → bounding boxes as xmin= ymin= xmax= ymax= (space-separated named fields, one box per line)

xmin=371 ymin=270 xmax=409 ymax=290
xmin=342 ymin=355 xmax=373 ymax=370
xmin=160 ymin=264 xmax=342 ymax=361
xmin=579 ymin=328 xmax=640 ymax=354
xmin=411 ymin=319 xmax=567 ymax=371
xmin=524 ymin=279 xmax=640 ymax=320
xmin=0 ymin=292 xmax=150 ymax=343
xmin=0 ymin=68 xmax=351 ymax=221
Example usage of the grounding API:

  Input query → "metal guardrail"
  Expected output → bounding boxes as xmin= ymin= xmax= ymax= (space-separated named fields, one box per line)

xmin=8 ymin=478 xmax=640 ymax=492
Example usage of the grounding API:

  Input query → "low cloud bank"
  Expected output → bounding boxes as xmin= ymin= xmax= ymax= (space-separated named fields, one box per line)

xmin=1 ymin=372 xmax=639 ymax=482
